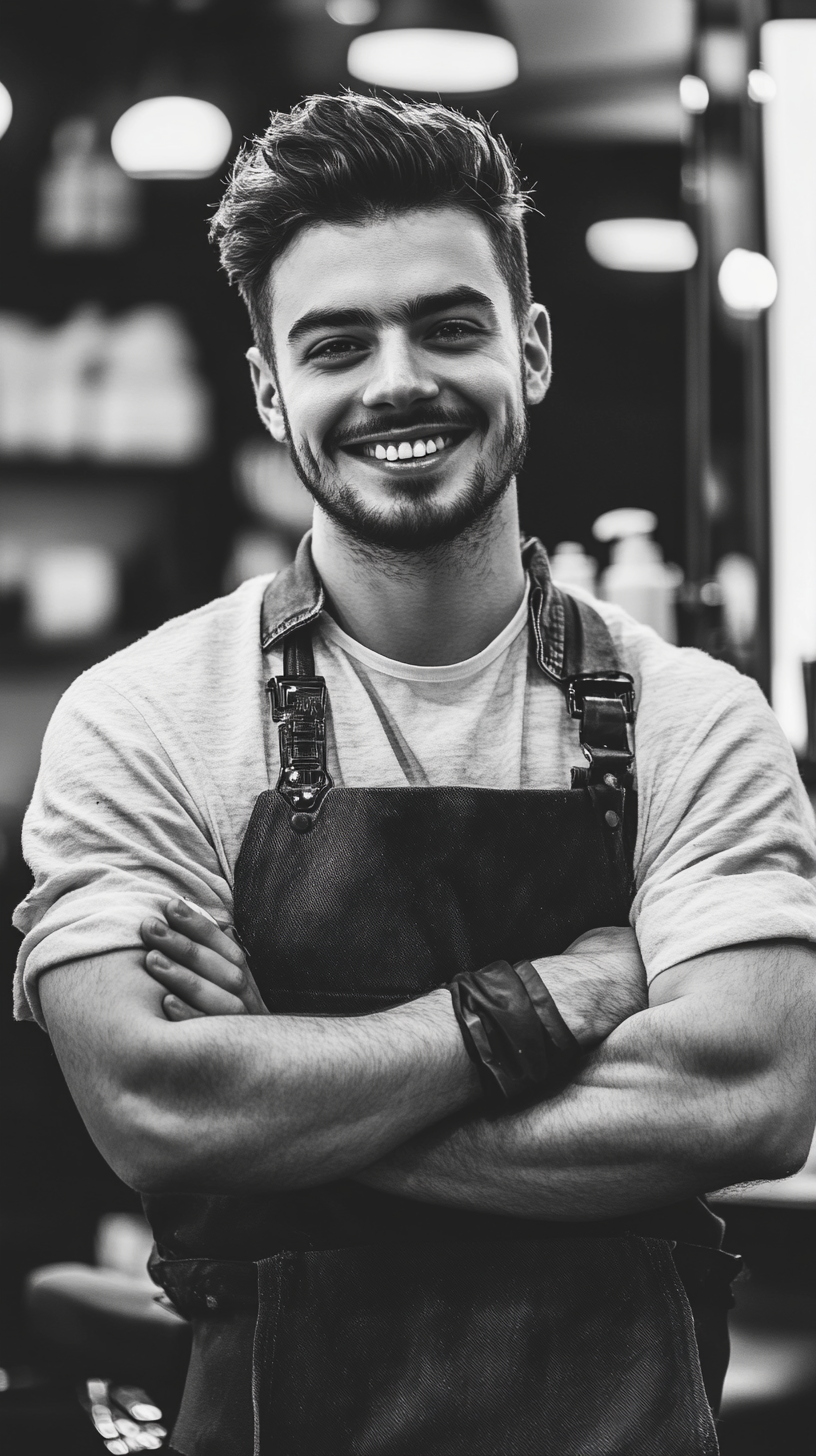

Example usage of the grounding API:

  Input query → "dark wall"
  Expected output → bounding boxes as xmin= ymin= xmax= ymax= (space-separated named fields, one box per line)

xmin=514 ymin=141 xmax=686 ymax=570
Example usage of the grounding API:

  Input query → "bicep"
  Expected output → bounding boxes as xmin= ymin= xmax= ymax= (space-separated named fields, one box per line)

xmin=39 ymin=951 xmax=174 ymax=1184
xmin=647 ymin=940 xmax=816 ymax=1163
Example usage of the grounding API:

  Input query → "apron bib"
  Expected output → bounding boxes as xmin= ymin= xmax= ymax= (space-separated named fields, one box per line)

xmin=148 ymin=572 xmax=736 ymax=1456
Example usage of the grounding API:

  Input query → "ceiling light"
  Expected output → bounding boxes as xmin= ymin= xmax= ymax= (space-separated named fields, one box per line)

xmin=0 ymin=81 xmax=12 ymax=142
xmin=326 ymin=0 xmax=379 ymax=23
xmin=718 ymin=248 xmax=778 ymax=317
xmin=111 ymin=96 xmax=232 ymax=180
xmin=348 ymin=29 xmax=518 ymax=91
xmin=346 ymin=0 xmax=518 ymax=93
xmin=679 ymin=74 xmax=710 ymax=114
xmin=586 ymin=218 xmax=698 ymax=273
xmin=747 ymin=68 xmax=777 ymax=104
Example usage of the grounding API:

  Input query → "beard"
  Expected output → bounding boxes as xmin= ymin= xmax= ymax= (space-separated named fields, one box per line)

xmin=278 ymin=398 xmax=529 ymax=554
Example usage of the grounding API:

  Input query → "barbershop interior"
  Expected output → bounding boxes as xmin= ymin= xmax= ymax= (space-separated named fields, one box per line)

xmin=1 ymin=1 xmax=816 ymax=1452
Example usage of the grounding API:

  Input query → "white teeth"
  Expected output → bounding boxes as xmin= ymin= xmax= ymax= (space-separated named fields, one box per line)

xmin=362 ymin=432 xmax=457 ymax=460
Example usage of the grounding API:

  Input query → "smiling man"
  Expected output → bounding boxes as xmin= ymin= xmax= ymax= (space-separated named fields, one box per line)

xmin=14 ymin=94 xmax=816 ymax=1456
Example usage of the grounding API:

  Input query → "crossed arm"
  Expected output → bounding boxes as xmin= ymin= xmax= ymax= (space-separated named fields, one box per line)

xmin=38 ymin=898 xmax=816 ymax=1218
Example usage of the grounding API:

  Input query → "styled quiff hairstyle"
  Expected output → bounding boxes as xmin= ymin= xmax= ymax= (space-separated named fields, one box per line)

xmin=210 ymin=91 xmax=534 ymax=363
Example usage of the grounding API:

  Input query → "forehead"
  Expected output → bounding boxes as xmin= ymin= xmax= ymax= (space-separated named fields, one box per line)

xmin=270 ymin=206 xmax=513 ymax=337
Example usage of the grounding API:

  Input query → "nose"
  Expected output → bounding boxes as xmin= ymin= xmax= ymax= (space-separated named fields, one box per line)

xmin=361 ymin=330 xmax=440 ymax=412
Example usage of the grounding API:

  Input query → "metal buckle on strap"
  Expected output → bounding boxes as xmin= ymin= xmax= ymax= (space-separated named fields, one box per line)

xmin=268 ymin=676 xmax=332 ymax=812
xmin=567 ymin=672 xmax=635 ymax=784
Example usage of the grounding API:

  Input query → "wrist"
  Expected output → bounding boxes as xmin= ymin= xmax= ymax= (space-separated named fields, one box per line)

xmin=389 ymin=988 xmax=483 ymax=1106
xmin=529 ymin=956 xmax=598 ymax=1049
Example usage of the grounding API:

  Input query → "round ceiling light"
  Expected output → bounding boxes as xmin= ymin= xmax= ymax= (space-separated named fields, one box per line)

xmin=326 ymin=0 xmax=380 ymax=22
xmin=586 ymin=218 xmax=698 ymax=273
xmin=718 ymin=248 xmax=778 ymax=318
xmin=679 ymin=74 xmax=710 ymax=114
xmin=0 ymin=81 xmax=12 ymax=141
xmin=111 ymin=96 xmax=232 ymax=179
xmin=347 ymin=29 xmax=518 ymax=92
xmin=747 ymin=68 xmax=777 ymax=104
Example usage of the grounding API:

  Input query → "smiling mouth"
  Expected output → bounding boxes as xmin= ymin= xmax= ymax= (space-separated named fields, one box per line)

xmin=341 ymin=429 xmax=468 ymax=465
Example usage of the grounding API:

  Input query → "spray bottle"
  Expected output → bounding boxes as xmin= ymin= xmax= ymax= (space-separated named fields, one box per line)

xmin=593 ymin=508 xmax=683 ymax=644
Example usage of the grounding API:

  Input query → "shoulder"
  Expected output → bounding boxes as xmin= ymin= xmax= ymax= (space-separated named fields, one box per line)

xmin=568 ymin=588 xmax=755 ymax=734
xmin=566 ymin=589 xmax=809 ymax=841
xmin=56 ymin=575 xmax=274 ymax=726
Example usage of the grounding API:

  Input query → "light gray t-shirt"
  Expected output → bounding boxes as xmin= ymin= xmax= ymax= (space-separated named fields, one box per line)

xmin=13 ymin=573 xmax=816 ymax=1027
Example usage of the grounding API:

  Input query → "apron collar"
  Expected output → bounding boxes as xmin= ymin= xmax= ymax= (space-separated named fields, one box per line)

xmin=260 ymin=530 xmax=570 ymax=682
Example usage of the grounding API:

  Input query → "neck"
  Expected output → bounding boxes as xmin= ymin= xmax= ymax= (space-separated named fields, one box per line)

xmin=310 ymin=488 xmax=527 ymax=666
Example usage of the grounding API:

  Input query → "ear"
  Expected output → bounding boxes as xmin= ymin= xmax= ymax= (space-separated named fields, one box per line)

xmin=246 ymin=346 xmax=288 ymax=443
xmin=522 ymin=304 xmax=552 ymax=406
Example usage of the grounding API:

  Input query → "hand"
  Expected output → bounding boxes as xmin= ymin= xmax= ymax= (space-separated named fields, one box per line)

xmin=531 ymin=926 xmax=648 ymax=1049
xmin=140 ymin=898 xmax=269 ymax=1020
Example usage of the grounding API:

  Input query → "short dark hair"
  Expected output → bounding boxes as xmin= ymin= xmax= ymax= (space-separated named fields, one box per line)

xmin=209 ymin=91 xmax=533 ymax=362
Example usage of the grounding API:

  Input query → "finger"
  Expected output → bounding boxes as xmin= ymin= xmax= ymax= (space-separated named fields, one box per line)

xmin=144 ymin=949 xmax=248 ymax=1016
xmin=140 ymin=919 xmax=249 ymax=1000
xmin=163 ymin=993 xmax=206 ymax=1022
xmin=164 ymin=899 xmax=248 ymax=969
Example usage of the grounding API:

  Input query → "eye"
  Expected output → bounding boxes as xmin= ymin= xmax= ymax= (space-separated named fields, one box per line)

xmin=428 ymin=318 xmax=484 ymax=343
xmin=307 ymin=337 xmax=366 ymax=363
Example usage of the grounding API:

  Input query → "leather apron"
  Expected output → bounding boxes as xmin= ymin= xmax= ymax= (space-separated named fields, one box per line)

xmin=147 ymin=541 xmax=739 ymax=1456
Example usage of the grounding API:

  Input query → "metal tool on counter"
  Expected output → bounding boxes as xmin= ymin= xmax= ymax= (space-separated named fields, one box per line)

xmin=77 ymin=1377 xmax=167 ymax=1451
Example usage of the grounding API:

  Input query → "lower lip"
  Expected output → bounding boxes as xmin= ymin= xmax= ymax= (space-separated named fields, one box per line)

xmin=342 ymin=435 xmax=469 ymax=472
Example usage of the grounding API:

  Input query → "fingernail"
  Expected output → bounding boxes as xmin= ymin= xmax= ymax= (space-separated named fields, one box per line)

xmin=170 ymin=899 xmax=190 ymax=917
xmin=150 ymin=951 xmax=171 ymax=970
xmin=150 ymin=920 xmax=168 ymax=937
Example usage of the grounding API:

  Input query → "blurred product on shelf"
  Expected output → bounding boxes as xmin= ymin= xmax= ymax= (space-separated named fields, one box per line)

xmin=548 ymin=540 xmax=598 ymax=596
xmin=715 ymin=552 xmax=759 ymax=664
xmin=593 ymin=507 xmax=683 ymax=643
xmin=37 ymin=116 xmax=141 ymax=252
xmin=233 ymin=436 xmax=314 ymax=535
xmin=0 ymin=305 xmax=211 ymax=462
xmin=222 ymin=528 xmax=294 ymax=592
xmin=95 ymin=1214 xmax=155 ymax=1286
xmin=24 ymin=543 xmax=119 ymax=641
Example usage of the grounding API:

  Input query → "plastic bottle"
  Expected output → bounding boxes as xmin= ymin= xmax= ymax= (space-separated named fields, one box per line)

xmin=593 ymin=508 xmax=683 ymax=643
xmin=548 ymin=541 xmax=598 ymax=596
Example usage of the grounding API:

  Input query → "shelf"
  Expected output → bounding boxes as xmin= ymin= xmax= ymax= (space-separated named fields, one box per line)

xmin=710 ymin=1173 xmax=816 ymax=1211
xmin=0 ymin=457 xmax=212 ymax=488
xmin=0 ymin=632 xmax=140 ymax=673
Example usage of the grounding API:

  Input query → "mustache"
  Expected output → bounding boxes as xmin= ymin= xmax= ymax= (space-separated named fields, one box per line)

xmin=331 ymin=406 xmax=486 ymax=449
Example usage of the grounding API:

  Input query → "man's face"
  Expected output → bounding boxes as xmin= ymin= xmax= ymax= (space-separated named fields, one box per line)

xmin=250 ymin=206 xmax=550 ymax=551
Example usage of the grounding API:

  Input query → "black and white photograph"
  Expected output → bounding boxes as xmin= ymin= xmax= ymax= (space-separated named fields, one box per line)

xmin=1 ymin=3 xmax=816 ymax=1453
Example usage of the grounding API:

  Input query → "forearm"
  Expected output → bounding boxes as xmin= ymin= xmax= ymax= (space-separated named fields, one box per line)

xmin=39 ymin=954 xmax=480 ymax=1196
xmin=356 ymin=1012 xmax=733 ymax=1218
xmin=356 ymin=945 xmax=816 ymax=1219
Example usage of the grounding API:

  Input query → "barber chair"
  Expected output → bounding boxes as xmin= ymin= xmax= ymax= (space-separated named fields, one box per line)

xmin=23 ymin=1215 xmax=191 ymax=1449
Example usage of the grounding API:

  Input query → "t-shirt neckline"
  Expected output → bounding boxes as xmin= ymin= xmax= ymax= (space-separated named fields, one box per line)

xmin=318 ymin=580 xmax=531 ymax=684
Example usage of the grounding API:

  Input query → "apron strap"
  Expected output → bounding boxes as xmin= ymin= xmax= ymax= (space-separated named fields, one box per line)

xmin=268 ymin=627 xmax=333 ymax=819
xmin=548 ymin=588 xmax=636 ymax=790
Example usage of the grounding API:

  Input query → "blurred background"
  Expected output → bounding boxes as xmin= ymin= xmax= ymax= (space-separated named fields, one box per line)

xmin=1 ymin=1 xmax=816 ymax=1452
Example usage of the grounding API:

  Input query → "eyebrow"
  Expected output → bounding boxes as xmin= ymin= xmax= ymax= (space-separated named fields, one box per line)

xmin=287 ymin=286 xmax=497 ymax=345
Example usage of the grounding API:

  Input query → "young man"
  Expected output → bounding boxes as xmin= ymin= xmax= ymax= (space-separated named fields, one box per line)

xmin=14 ymin=94 xmax=816 ymax=1454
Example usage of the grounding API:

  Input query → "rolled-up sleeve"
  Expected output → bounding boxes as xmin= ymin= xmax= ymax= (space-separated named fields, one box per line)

xmin=632 ymin=674 xmax=816 ymax=980
xmin=13 ymin=673 xmax=233 ymax=1029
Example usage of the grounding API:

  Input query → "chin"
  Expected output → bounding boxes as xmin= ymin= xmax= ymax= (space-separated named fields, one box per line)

xmin=315 ymin=469 xmax=514 ymax=553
